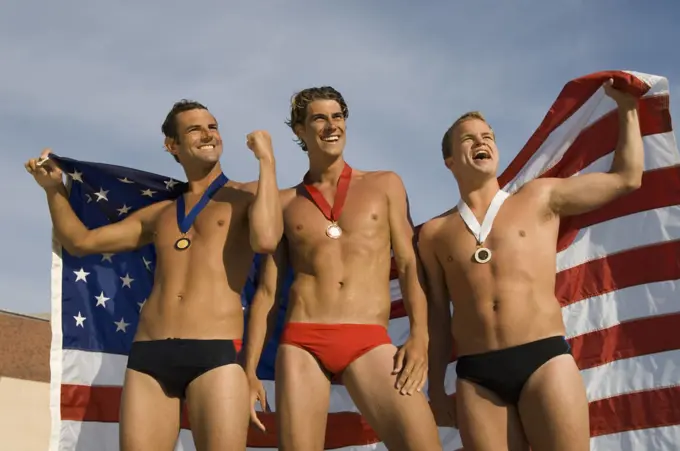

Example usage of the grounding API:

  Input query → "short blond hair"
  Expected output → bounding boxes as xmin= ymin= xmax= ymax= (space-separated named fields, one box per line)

xmin=441 ymin=111 xmax=492 ymax=159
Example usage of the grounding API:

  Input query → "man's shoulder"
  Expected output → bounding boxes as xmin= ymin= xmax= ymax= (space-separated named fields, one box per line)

xmin=135 ymin=198 xmax=175 ymax=217
xmin=360 ymin=170 xmax=405 ymax=191
xmin=419 ymin=208 xmax=457 ymax=240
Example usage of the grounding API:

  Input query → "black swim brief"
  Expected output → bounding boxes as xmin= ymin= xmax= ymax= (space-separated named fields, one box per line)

xmin=127 ymin=338 xmax=242 ymax=398
xmin=455 ymin=335 xmax=571 ymax=405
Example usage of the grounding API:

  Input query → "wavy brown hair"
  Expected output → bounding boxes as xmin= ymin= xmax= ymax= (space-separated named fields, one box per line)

xmin=285 ymin=86 xmax=349 ymax=151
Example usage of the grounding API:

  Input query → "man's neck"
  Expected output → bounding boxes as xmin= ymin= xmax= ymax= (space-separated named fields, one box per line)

xmin=306 ymin=153 xmax=346 ymax=185
xmin=183 ymin=161 xmax=224 ymax=194
xmin=458 ymin=177 xmax=501 ymax=214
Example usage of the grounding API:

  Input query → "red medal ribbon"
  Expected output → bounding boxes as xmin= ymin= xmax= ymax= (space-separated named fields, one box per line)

xmin=302 ymin=163 xmax=353 ymax=222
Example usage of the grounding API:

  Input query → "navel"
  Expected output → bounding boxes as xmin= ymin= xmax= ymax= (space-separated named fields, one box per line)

xmin=217 ymin=219 xmax=225 ymax=227
xmin=519 ymin=230 xmax=526 ymax=237
xmin=296 ymin=224 xmax=304 ymax=231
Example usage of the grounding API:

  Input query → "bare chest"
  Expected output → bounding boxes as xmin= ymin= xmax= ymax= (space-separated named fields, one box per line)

xmin=154 ymin=196 xmax=246 ymax=252
xmin=436 ymin=197 xmax=558 ymax=273
xmin=284 ymin=181 xmax=389 ymax=249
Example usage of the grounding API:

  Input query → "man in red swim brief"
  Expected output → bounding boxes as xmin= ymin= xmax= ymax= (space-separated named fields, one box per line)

xmin=242 ymin=86 xmax=442 ymax=451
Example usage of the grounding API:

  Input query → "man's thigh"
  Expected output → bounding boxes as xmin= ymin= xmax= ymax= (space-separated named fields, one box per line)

xmin=119 ymin=368 xmax=181 ymax=451
xmin=275 ymin=344 xmax=332 ymax=451
xmin=518 ymin=354 xmax=590 ymax=451
xmin=456 ymin=377 xmax=529 ymax=451
xmin=342 ymin=344 xmax=442 ymax=451
xmin=184 ymin=363 xmax=250 ymax=451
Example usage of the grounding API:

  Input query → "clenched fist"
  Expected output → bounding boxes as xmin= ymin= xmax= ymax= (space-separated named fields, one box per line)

xmin=603 ymin=78 xmax=638 ymax=109
xmin=246 ymin=130 xmax=275 ymax=162
xmin=24 ymin=148 xmax=63 ymax=189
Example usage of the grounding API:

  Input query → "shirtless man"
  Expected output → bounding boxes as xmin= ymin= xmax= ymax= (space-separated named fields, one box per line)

xmin=24 ymin=99 xmax=283 ymax=451
xmin=419 ymin=79 xmax=643 ymax=450
xmin=242 ymin=86 xmax=442 ymax=450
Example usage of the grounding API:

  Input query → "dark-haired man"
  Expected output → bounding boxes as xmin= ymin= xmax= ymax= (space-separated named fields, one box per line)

xmin=24 ymin=100 xmax=283 ymax=451
xmin=243 ymin=87 xmax=442 ymax=450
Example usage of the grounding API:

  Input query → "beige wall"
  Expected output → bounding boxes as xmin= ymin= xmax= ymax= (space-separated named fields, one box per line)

xmin=0 ymin=376 xmax=50 ymax=451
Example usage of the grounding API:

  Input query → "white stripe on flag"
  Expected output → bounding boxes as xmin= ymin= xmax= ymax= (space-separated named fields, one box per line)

xmin=562 ymin=279 xmax=680 ymax=338
xmin=581 ymin=350 xmax=680 ymax=402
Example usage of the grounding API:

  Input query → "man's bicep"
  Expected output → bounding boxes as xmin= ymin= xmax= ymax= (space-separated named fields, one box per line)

xmin=546 ymin=171 xmax=639 ymax=217
xmin=78 ymin=202 xmax=164 ymax=254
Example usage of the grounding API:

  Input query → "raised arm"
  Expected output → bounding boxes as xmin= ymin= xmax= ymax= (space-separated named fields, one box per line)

xmin=245 ymin=131 xmax=283 ymax=254
xmin=385 ymin=171 xmax=429 ymax=395
xmin=243 ymin=239 xmax=289 ymax=431
xmin=543 ymin=79 xmax=644 ymax=217
xmin=26 ymin=149 xmax=168 ymax=256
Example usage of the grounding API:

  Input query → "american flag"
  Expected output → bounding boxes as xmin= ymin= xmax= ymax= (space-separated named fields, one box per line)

xmin=48 ymin=70 xmax=679 ymax=450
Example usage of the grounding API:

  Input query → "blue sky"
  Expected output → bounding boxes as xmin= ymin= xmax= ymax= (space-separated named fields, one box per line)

xmin=2 ymin=1 xmax=679 ymax=314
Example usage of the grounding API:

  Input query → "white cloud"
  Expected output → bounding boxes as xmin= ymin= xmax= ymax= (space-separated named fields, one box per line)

xmin=1 ymin=2 xmax=678 ymax=313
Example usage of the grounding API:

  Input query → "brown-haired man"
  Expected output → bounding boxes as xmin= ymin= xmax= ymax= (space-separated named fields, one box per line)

xmin=243 ymin=86 xmax=443 ymax=450
xmin=24 ymin=99 xmax=283 ymax=451
xmin=419 ymin=80 xmax=643 ymax=450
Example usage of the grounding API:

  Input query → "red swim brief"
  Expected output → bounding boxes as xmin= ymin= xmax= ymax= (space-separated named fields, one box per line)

xmin=279 ymin=322 xmax=392 ymax=377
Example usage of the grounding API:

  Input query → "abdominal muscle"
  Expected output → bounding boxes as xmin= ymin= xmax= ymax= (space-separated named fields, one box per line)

xmin=449 ymin=260 xmax=566 ymax=356
xmin=133 ymin=239 xmax=250 ymax=342
xmin=286 ymin=241 xmax=393 ymax=327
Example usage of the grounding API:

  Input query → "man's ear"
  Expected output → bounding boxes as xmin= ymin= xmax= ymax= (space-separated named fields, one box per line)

xmin=164 ymin=137 xmax=178 ymax=157
xmin=293 ymin=123 xmax=305 ymax=141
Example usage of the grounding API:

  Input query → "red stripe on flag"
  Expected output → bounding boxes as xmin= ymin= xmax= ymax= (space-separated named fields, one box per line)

xmin=556 ymin=239 xmax=680 ymax=307
xmin=557 ymin=166 xmax=680 ymax=251
xmin=390 ymin=300 xmax=407 ymax=319
xmin=570 ymin=312 xmax=680 ymax=370
xmin=541 ymin=94 xmax=671 ymax=180
xmin=589 ymin=386 xmax=680 ymax=437
xmin=498 ymin=71 xmax=651 ymax=187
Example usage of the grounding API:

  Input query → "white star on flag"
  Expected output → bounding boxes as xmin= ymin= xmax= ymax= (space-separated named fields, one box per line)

xmin=73 ymin=312 xmax=86 ymax=327
xmin=73 ymin=268 xmax=90 ymax=282
xmin=142 ymin=256 xmax=152 ymax=271
xmin=101 ymin=253 xmax=114 ymax=263
xmin=68 ymin=170 xmax=83 ymax=183
xmin=85 ymin=194 xmax=92 ymax=203
xmin=120 ymin=273 xmax=134 ymax=288
xmin=165 ymin=179 xmax=179 ymax=190
xmin=117 ymin=204 xmax=132 ymax=216
xmin=94 ymin=291 xmax=110 ymax=307
xmin=94 ymin=188 xmax=109 ymax=202
xmin=140 ymin=189 xmax=156 ymax=197
xmin=114 ymin=317 xmax=130 ymax=333
xmin=138 ymin=299 xmax=146 ymax=311
xmin=118 ymin=177 xmax=134 ymax=184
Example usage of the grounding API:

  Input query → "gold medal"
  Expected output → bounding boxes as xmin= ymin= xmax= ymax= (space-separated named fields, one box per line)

xmin=174 ymin=237 xmax=191 ymax=251
xmin=303 ymin=163 xmax=353 ymax=240
xmin=326 ymin=222 xmax=342 ymax=239
xmin=474 ymin=246 xmax=491 ymax=264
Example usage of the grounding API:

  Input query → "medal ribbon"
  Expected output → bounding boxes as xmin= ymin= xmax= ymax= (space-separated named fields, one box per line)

xmin=457 ymin=189 xmax=509 ymax=244
xmin=302 ymin=163 xmax=352 ymax=222
xmin=176 ymin=173 xmax=229 ymax=234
